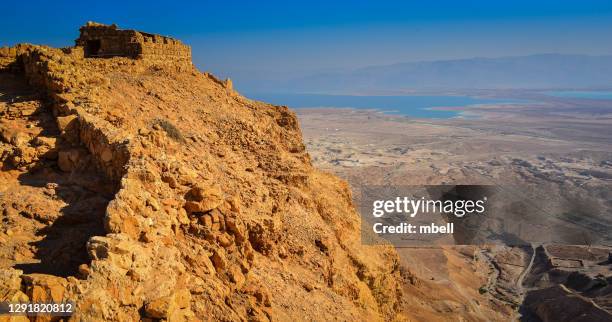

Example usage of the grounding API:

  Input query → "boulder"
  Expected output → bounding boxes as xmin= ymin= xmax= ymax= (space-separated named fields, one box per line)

xmin=21 ymin=274 xmax=67 ymax=303
xmin=57 ymin=148 xmax=87 ymax=172
xmin=144 ymin=289 xmax=192 ymax=319
xmin=184 ymin=185 xmax=223 ymax=214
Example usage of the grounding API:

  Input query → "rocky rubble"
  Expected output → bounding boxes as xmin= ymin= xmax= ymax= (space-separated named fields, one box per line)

xmin=0 ymin=26 xmax=405 ymax=321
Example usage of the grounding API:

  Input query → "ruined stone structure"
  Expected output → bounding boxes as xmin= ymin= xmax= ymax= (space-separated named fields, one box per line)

xmin=75 ymin=22 xmax=191 ymax=65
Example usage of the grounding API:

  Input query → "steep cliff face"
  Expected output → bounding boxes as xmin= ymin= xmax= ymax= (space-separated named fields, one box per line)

xmin=0 ymin=40 xmax=403 ymax=320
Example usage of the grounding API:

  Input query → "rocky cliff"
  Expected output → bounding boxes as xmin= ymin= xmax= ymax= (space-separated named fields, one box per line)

xmin=0 ymin=31 xmax=404 ymax=321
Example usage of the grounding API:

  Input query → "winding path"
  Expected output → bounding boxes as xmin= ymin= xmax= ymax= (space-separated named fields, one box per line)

xmin=517 ymin=244 xmax=537 ymax=294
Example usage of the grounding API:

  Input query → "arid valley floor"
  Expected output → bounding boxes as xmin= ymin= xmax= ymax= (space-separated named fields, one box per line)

xmin=296 ymin=94 xmax=612 ymax=321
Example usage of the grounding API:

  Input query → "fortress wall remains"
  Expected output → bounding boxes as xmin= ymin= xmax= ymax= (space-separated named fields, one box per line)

xmin=77 ymin=26 xmax=141 ymax=58
xmin=0 ymin=44 xmax=37 ymax=71
xmin=137 ymin=34 xmax=192 ymax=69
xmin=75 ymin=23 xmax=192 ymax=70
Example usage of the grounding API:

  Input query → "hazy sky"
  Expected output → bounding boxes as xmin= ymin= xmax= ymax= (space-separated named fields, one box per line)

xmin=2 ymin=0 xmax=612 ymax=75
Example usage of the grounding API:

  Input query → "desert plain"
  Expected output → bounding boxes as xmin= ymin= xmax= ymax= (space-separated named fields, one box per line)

xmin=296 ymin=91 xmax=612 ymax=320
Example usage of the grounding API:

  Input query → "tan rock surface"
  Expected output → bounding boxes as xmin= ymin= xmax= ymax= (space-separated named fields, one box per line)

xmin=0 ymin=25 xmax=405 ymax=321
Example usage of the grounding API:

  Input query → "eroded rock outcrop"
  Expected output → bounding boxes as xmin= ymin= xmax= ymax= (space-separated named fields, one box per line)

xmin=525 ymin=284 xmax=612 ymax=322
xmin=0 ymin=24 xmax=404 ymax=321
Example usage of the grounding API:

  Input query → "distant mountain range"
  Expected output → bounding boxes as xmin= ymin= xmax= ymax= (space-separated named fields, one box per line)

xmin=231 ymin=54 xmax=612 ymax=93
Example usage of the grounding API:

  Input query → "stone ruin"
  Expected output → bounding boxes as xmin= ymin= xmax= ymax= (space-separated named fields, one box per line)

xmin=75 ymin=21 xmax=191 ymax=65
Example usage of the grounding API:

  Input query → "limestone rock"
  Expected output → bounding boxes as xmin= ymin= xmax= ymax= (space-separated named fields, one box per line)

xmin=57 ymin=148 xmax=87 ymax=172
xmin=184 ymin=185 xmax=223 ymax=213
xmin=56 ymin=114 xmax=78 ymax=132
xmin=211 ymin=251 xmax=227 ymax=272
xmin=0 ymin=29 xmax=406 ymax=322
xmin=145 ymin=289 xmax=192 ymax=319
xmin=0 ymin=269 xmax=23 ymax=293
xmin=22 ymin=274 xmax=67 ymax=303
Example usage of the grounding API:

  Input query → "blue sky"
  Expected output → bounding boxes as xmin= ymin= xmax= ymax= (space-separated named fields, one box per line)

xmin=2 ymin=0 xmax=612 ymax=76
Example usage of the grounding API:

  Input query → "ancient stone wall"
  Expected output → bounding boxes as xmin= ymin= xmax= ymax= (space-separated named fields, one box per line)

xmin=16 ymin=46 xmax=130 ymax=182
xmin=75 ymin=22 xmax=192 ymax=69
xmin=138 ymin=33 xmax=192 ymax=66
xmin=76 ymin=23 xmax=140 ymax=58
xmin=0 ymin=44 xmax=37 ymax=72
